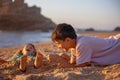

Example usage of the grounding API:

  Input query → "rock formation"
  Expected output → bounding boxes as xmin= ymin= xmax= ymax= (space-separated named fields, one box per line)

xmin=114 ymin=26 xmax=120 ymax=31
xmin=0 ymin=0 xmax=56 ymax=31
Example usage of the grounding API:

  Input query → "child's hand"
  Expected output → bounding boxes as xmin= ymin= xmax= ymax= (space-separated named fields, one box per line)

xmin=59 ymin=53 xmax=70 ymax=61
xmin=22 ymin=49 xmax=29 ymax=55
xmin=22 ymin=48 xmax=33 ymax=55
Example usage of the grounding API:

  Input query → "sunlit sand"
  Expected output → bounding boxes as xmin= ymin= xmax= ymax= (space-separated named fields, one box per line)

xmin=0 ymin=31 xmax=120 ymax=80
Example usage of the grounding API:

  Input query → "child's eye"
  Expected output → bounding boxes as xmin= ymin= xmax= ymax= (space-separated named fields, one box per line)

xmin=29 ymin=47 xmax=33 ymax=49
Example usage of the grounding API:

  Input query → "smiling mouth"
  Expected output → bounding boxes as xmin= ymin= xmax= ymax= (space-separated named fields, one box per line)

xmin=26 ymin=49 xmax=30 ymax=51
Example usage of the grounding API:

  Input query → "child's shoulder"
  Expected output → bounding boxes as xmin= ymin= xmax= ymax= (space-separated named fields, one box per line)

xmin=77 ymin=36 xmax=88 ymax=44
xmin=76 ymin=36 xmax=93 ymax=48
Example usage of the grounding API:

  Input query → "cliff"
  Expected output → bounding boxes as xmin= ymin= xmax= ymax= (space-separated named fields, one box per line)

xmin=0 ymin=0 xmax=56 ymax=31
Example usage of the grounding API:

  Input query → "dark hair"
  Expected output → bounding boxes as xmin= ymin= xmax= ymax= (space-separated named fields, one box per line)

xmin=51 ymin=23 xmax=77 ymax=42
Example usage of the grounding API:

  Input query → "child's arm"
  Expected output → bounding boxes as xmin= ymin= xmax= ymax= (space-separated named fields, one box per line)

xmin=47 ymin=54 xmax=75 ymax=68
xmin=34 ymin=52 xmax=43 ymax=68
xmin=8 ymin=50 xmax=22 ymax=61
xmin=75 ymin=62 xmax=91 ymax=67
xmin=70 ymin=54 xmax=91 ymax=67
xmin=70 ymin=55 xmax=76 ymax=64
xmin=56 ymin=56 xmax=75 ymax=68
xmin=47 ymin=54 xmax=91 ymax=68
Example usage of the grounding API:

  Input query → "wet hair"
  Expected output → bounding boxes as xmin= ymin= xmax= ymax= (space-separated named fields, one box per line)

xmin=51 ymin=23 xmax=77 ymax=42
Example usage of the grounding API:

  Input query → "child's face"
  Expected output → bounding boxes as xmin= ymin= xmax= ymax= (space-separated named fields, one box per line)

xmin=23 ymin=44 xmax=35 ymax=55
xmin=54 ymin=38 xmax=71 ymax=51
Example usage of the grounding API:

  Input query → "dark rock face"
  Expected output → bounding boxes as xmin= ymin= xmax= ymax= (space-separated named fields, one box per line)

xmin=85 ymin=28 xmax=95 ymax=31
xmin=114 ymin=27 xmax=120 ymax=31
xmin=0 ymin=0 xmax=56 ymax=31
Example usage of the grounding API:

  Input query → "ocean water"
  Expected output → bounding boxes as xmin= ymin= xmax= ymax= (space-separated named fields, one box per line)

xmin=0 ymin=31 xmax=52 ymax=48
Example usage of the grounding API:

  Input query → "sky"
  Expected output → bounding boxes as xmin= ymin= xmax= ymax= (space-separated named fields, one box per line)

xmin=25 ymin=0 xmax=120 ymax=31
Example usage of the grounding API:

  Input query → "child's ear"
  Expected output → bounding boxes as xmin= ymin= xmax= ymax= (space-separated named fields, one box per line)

xmin=65 ymin=37 xmax=71 ymax=42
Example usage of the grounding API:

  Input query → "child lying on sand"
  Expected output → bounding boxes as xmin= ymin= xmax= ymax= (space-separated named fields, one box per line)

xmin=13 ymin=44 xmax=43 ymax=72
xmin=9 ymin=43 xmax=43 ymax=72
xmin=47 ymin=23 xmax=120 ymax=68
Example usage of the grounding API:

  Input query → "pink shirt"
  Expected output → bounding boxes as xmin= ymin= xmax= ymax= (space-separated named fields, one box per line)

xmin=71 ymin=34 xmax=120 ymax=65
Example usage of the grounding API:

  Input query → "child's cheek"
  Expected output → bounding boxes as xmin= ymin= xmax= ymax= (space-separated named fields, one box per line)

xmin=22 ymin=50 xmax=29 ymax=55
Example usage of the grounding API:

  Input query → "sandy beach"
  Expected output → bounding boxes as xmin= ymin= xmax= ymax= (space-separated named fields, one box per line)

xmin=0 ymin=32 xmax=120 ymax=80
